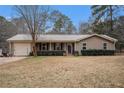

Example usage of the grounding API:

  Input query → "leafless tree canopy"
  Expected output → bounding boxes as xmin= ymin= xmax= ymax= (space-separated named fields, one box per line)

xmin=14 ymin=5 xmax=50 ymax=56
xmin=15 ymin=6 xmax=50 ymax=35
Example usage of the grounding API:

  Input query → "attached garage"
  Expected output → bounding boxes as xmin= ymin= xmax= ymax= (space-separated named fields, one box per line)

xmin=13 ymin=43 xmax=31 ymax=56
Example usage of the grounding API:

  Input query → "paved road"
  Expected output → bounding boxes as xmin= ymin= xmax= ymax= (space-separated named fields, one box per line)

xmin=0 ymin=57 xmax=26 ymax=65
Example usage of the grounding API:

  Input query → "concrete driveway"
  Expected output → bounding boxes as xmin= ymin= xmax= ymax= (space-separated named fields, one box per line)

xmin=0 ymin=57 xmax=27 ymax=65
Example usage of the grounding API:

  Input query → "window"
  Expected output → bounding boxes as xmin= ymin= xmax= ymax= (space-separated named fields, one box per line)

xmin=82 ymin=43 xmax=86 ymax=50
xmin=56 ymin=43 xmax=61 ymax=50
xmin=83 ymin=43 xmax=86 ymax=46
xmin=103 ymin=43 xmax=107 ymax=50
xmin=56 ymin=46 xmax=60 ymax=50
xmin=41 ymin=43 xmax=47 ymax=50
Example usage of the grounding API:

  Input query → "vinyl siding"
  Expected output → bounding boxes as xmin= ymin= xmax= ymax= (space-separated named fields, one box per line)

xmin=75 ymin=36 xmax=116 ymax=55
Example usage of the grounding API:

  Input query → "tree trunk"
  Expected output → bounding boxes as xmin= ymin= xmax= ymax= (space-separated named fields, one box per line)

xmin=110 ymin=5 xmax=113 ymax=32
xmin=32 ymin=34 xmax=37 ymax=56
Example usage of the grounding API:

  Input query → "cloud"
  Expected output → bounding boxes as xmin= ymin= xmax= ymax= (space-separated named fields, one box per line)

xmin=5 ymin=16 xmax=12 ymax=21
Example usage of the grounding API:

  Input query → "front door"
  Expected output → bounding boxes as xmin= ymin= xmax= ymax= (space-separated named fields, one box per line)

xmin=68 ymin=45 xmax=72 ymax=54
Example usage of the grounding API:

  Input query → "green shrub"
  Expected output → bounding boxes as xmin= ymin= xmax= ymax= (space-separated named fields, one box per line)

xmin=81 ymin=49 xmax=115 ymax=56
xmin=37 ymin=50 xmax=66 ymax=56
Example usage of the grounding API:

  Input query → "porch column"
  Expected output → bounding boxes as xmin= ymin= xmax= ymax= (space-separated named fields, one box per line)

xmin=74 ymin=42 xmax=77 ymax=51
xmin=49 ymin=42 xmax=52 ymax=50
xmin=65 ymin=43 xmax=68 ymax=54
xmin=64 ymin=43 xmax=66 ymax=51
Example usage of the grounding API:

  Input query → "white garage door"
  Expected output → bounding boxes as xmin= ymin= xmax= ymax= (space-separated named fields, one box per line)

xmin=14 ymin=43 xmax=31 ymax=56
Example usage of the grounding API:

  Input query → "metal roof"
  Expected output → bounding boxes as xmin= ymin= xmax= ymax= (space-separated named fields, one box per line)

xmin=7 ymin=34 xmax=118 ymax=42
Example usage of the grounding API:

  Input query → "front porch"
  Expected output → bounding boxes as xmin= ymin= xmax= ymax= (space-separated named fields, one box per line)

xmin=36 ymin=42 xmax=75 ymax=55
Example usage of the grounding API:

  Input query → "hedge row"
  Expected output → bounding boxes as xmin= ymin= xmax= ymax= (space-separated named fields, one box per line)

xmin=37 ymin=50 xmax=66 ymax=56
xmin=81 ymin=50 xmax=115 ymax=56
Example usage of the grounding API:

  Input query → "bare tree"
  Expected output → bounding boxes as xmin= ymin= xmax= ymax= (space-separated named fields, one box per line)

xmin=11 ymin=17 xmax=28 ymax=34
xmin=14 ymin=5 xmax=50 ymax=56
xmin=79 ymin=21 xmax=93 ymax=34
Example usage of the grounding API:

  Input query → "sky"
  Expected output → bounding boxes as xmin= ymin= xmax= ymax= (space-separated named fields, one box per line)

xmin=52 ymin=5 xmax=91 ymax=26
xmin=0 ymin=5 xmax=91 ymax=27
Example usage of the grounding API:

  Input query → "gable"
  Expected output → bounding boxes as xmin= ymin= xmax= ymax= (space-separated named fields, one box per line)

xmin=76 ymin=35 xmax=116 ymax=51
xmin=78 ymin=35 xmax=116 ymax=43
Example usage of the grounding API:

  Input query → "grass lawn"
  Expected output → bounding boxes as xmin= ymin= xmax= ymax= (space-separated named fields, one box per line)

xmin=0 ymin=56 xmax=124 ymax=88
